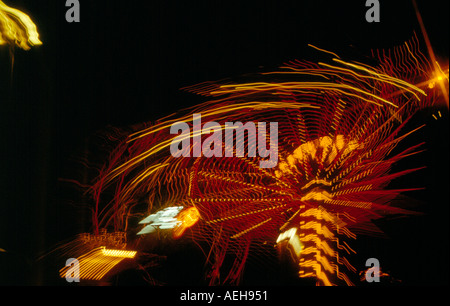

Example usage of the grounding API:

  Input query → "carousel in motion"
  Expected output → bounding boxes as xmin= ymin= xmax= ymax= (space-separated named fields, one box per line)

xmin=57 ymin=35 xmax=448 ymax=286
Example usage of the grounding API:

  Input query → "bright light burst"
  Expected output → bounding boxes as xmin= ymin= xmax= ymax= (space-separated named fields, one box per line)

xmin=60 ymin=34 xmax=447 ymax=285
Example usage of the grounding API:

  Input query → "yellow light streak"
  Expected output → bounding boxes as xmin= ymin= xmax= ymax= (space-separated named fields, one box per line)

xmin=100 ymin=102 xmax=316 ymax=188
xmin=0 ymin=1 xmax=42 ymax=50
xmin=299 ymin=221 xmax=334 ymax=239
xmin=173 ymin=206 xmax=201 ymax=238
xmin=231 ymin=218 xmax=272 ymax=239
xmin=215 ymin=81 xmax=398 ymax=108
xmin=320 ymin=61 xmax=423 ymax=101
xmin=101 ymin=248 xmax=137 ymax=258
xmin=308 ymin=44 xmax=341 ymax=59
xmin=59 ymin=247 xmax=137 ymax=281
xmin=300 ymin=190 xmax=333 ymax=202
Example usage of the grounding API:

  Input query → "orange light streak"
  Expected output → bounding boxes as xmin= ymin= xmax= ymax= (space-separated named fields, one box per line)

xmin=59 ymin=247 xmax=137 ymax=281
xmin=0 ymin=1 xmax=42 ymax=50
xmin=173 ymin=206 xmax=201 ymax=238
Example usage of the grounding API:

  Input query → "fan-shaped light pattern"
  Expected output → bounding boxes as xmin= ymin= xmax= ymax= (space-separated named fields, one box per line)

xmin=69 ymin=35 xmax=445 ymax=285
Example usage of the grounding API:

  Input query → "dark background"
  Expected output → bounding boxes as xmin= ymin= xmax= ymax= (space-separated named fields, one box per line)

xmin=0 ymin=0 xmax=448 ymax=287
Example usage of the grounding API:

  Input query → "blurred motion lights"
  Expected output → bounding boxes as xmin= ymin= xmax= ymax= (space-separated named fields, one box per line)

xmin=0 ymin=1 xmax=42 ymax=50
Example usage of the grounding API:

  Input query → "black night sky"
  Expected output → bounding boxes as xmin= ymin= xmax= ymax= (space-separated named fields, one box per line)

xmin=0 ymin=0 xmax=448 ymax=291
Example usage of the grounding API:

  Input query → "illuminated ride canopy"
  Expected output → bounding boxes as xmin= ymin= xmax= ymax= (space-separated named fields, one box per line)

xmin=59 ymin=35 xmax=448 ymax=285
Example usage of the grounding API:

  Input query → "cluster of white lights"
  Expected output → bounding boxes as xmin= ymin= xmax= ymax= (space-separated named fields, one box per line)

xmin=137 ymin=206 xmax=184 ymax=235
